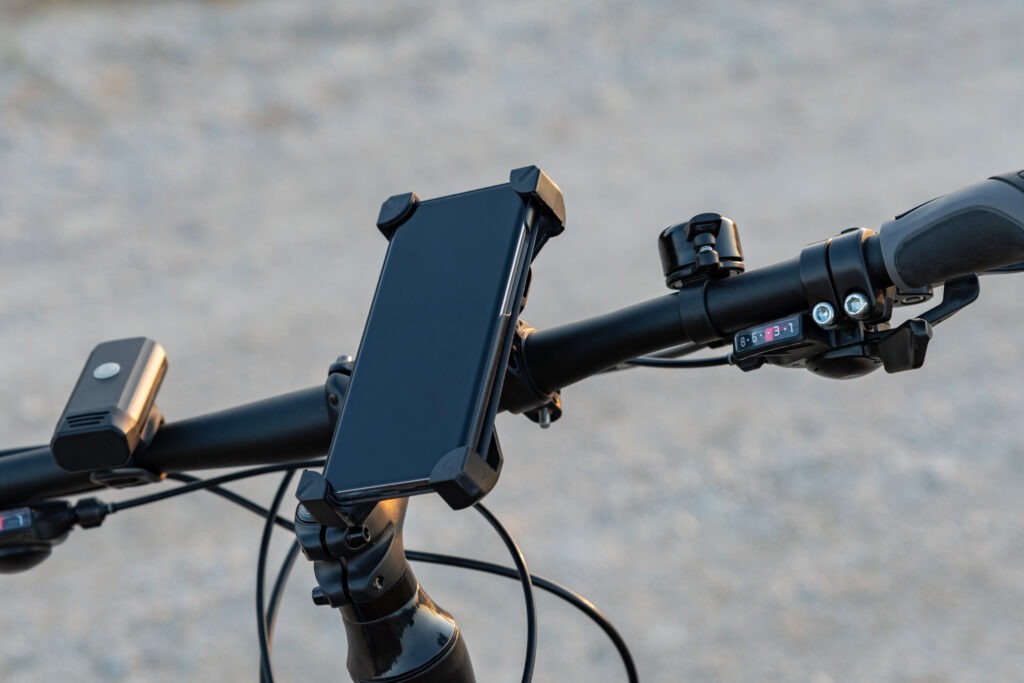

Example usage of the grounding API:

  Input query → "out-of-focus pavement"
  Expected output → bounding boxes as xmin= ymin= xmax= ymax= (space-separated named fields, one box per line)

xmin=2 ymin=2 xmax=1023 ymax=681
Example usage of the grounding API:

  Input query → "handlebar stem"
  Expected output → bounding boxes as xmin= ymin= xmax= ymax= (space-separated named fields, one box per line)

xmin=294 ymin=498 xmax=477 ymax=682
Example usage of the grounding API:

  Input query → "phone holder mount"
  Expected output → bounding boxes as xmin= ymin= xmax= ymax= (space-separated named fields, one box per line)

xmin=299 ymin=166 xmax=566 ymax=528
xmin=293 ymin=168 xmax=567 ymax=683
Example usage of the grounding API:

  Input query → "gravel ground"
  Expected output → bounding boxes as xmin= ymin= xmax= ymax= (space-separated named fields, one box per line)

xmin=2 ymin=2 xmax=1024 ymax=681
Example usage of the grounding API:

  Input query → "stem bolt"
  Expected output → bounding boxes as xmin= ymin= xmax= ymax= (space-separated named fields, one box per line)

xmin=843 ymin=291 xmax=871 ymax=319
xmin=346 ymin=525 xmax=371 ymax=548
xmin=296 ymin=504 xmax=316 ymax=524
xmin=539 ymin=407 xmax=552 ymax=429
xmin=311 ymin=586 xmax=329 ymax=606
xmin=812 ymin=301 xmax=836 ymax=328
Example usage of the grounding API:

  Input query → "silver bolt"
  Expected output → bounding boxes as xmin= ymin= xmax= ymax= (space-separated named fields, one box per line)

xmin=843 ymin=291 xmax=871 ymax=319
xmin=811 ymin=301 xmax=836 ymax=328
xmin=538 ymin=407 xmax=552 ymax=429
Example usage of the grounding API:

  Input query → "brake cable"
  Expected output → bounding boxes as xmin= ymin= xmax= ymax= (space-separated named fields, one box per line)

xmin=257 ymin=470 xmax=295 ymax=683
xmin=105 ymin=463 xmax=638 ymax=682
xmin=624 ymin=354 xmax=732 ymax=368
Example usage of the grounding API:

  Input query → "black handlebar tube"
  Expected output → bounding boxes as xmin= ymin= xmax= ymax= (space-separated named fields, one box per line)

xmin=0 ymin=386 xmax=336 ymax=508
xmin=0 ymin=237 xmax=902 ymax=509
xmin=523 ymin=167 xmax=1024 ymax=393
xmin=4 ymin=169 xmax=1024 ymax=508
xmin=0 ymin=258 xmax=834 ymax=507
xmin=523 ymin=242 xmax=893 ymax=393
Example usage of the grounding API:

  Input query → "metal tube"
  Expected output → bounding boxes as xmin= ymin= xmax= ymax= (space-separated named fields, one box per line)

xmin=0 ymin=386 xmax=335 ymax=507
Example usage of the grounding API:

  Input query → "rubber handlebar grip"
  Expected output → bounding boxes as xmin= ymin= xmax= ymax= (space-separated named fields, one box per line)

xmin=878 ymin=171 xmax=1024 ymax=289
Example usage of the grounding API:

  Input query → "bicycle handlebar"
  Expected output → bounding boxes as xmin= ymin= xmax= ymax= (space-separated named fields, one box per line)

xmin=3 ymin=170 xmax=1024 ymax=510
xmin=0 ymin=387 xmax=335 ymax=507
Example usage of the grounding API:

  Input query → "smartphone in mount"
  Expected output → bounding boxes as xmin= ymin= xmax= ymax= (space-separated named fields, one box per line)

xmin=320 ymin=167 xmax=564 ymax=510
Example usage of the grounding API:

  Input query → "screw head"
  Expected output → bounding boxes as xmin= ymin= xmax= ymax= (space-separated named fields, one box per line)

xmin=295 ymin=504 xmax=316 ymax=524
xmin=843 ymin=291 xmax=871 ymax=319
xmin=345 ymin=525 xmax=371 ymax=548
xmin=812 ymin=301 xmax=836 ymax=328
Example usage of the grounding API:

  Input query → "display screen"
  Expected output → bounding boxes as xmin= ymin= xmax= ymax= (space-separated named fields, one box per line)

xmin=734 ymin=316 xmax=802 ymax=356
xmin=0 ymin=507 xmax=31 ymax=535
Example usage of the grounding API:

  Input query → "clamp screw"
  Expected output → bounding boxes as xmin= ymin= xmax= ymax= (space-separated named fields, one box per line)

xmin=812 ymin=301 xmax=836 ymax=328
xmin=538 ymin=407 xmax=552 ymax=429
xmin=295 ymin=504 xmax=316 ymax=524
xmin=346 ymin=525 xmax=372 ymax=548
xmin=843 ymin=291 xmax=871 ymax=319
xmin=311 ymin=586 xmax=329 ymax=606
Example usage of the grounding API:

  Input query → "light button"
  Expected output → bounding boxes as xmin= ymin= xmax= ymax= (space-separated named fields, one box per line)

xmin=93 ymin=362 xmax=121 ymax=380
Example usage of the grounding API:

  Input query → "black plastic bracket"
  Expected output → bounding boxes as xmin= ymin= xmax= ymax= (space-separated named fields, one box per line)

xmin=510 ymin=166 xmax=566 ymax=224
xmin=295 ymin=470 xmax=376 ymax=528
xmin=510 ymin=165 xmax=567 ymax=256
xmin=376 ymin=192 xmax=421 ymax=239
xmin=498 ymin=320 xmax=563 ymax=423
xmin=798 ymin=239 xmax=838 ymax=317
xmin=89 ymin=466 xmax=164 ymax=489
xmin=376 ymin=167 xmax=566 ymax=256
xmin=828 ymin=228 xmax=892 ymax=323
xmin=798 ymin=229 xmax=894 ymax=327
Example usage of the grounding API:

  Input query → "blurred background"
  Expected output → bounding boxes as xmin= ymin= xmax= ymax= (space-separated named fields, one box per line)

xmin=2 ymin=1 xmax=1023 ymax=681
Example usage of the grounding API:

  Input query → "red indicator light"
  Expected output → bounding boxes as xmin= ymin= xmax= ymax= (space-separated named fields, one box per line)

xmin=0 ymin=517 xmax=4 ymax=530
xmin=765 ymin=326 xmax=775 ymax=342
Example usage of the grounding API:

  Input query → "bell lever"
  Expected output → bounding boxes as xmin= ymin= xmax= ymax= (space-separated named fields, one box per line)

xmin=917 ymin=274 xmax=980 ymax=326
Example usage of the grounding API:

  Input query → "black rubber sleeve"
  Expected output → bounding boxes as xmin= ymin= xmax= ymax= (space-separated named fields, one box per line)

xmin=878 ymin=171 xmax=1024 ymax=290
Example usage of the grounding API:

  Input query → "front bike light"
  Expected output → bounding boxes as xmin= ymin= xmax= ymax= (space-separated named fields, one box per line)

xmin=50 ymin=337 xmax=166 ymax=473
